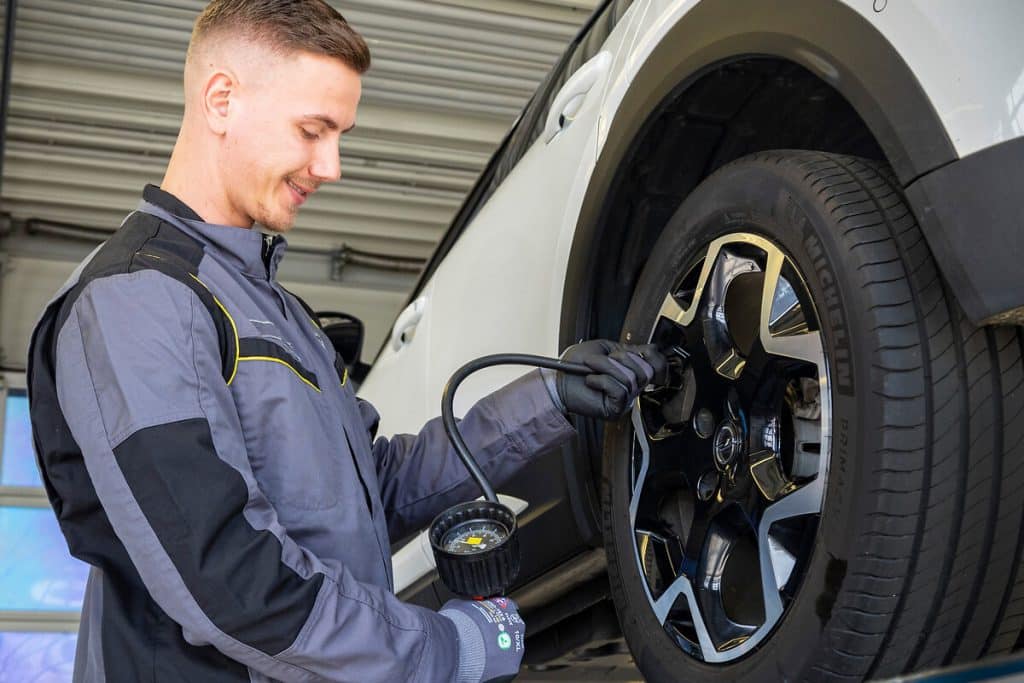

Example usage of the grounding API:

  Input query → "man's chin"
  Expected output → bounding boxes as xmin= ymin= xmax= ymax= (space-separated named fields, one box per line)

xmin=259 ymin=210 xmax=297 ymax=234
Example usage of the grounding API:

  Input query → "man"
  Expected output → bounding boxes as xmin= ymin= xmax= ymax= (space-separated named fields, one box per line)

xmin=26 ymin=2 xmax=666 ymax=681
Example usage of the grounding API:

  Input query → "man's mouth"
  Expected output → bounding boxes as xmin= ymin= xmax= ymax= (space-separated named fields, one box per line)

xmin=286 ymin=179 xmax=316 ymax=204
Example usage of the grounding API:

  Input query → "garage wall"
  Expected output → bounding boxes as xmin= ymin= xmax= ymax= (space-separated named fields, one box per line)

xmin=0 ymin=0 xmax=597 ymax=370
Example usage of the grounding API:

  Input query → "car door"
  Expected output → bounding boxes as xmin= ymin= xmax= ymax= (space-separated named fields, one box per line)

xmin=360 ymin=0 xmax=649 ymax=436
xmin=425 ymin=0 xmax=650 ymax=415
xmin=356 ymin=279 xmax=435 ymax=437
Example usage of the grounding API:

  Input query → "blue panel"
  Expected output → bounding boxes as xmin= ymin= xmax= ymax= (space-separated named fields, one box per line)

xmin=2 ymin=393 xmax=42 ymax=488
xmin=0 ymin=508 xmax=88 ymax=612
xmin=0 ymin=632 xmax=77 ymax=682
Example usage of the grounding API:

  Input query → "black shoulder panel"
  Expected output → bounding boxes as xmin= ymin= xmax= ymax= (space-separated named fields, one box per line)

xmin=52 ymin=211 xmax=235 ymax=383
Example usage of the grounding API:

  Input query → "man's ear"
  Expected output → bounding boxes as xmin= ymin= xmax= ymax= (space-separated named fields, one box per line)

xmin=202 ymin=70 xmax=235 ymax=136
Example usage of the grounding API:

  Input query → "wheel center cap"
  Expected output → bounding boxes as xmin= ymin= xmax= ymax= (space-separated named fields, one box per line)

xmin=713 ymin=421 xmax=744 ymax=470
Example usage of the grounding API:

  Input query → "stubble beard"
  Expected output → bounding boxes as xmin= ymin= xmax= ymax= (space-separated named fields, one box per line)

xmin=256 ymin=199 xmax=297 ymax=234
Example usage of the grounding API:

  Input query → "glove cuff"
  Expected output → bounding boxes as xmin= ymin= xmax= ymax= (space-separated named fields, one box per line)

xmin=539 ymin=367 xmax=566 ymax=413
xmin=440 ymin=608 xmax=486 ymax=683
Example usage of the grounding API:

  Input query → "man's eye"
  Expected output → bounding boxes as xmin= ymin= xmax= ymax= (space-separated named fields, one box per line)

xmin=300 ymin=129 xmax=319 ymax=141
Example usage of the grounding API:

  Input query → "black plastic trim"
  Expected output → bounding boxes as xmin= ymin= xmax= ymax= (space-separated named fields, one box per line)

xmin=905 ymin=136 xmax=1024 ymax=325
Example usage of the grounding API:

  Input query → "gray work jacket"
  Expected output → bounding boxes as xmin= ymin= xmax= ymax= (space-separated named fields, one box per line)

xmin=27 ymin=185 xmax=576 ymax=682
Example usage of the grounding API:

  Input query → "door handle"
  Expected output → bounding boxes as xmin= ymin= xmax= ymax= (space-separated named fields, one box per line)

xmin=391 ymin=296 xmax=428 ymax=351
xmin=543 ymin=51 xmax=612 ymax=144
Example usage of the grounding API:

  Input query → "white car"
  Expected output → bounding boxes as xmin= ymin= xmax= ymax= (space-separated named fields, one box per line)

xmin=353 ymin=1 xmax=1024 ymax=680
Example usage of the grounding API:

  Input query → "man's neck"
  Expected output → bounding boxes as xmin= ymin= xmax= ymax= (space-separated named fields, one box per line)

xmin=161 ymin=139 xmax=253 ymax=229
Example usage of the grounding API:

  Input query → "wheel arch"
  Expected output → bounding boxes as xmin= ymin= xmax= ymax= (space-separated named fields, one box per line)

xmin=560 ymin=0 xmax=959 ymax=351
xmin=556 ymin=0 xmax=959 ymax=520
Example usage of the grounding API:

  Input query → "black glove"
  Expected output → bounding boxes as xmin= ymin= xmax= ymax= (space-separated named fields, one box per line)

xmin=551 ymin=340 xmax=668 ymax=420
xmin=440 ymin=597 xmax=525 ymax=683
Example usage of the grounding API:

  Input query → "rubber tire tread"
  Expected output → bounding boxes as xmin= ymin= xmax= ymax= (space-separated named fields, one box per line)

xmin=772 ymin=154 xmax=1024 ymax=678
xmin=798 ymin=153 xmax=939 ymax=680
xmin=985 ymin=328 xmax=1024 ymax=655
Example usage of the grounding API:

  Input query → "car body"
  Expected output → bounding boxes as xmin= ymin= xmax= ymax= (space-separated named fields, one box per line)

xmin=356 ymin=0 xmax=1024 ymax=677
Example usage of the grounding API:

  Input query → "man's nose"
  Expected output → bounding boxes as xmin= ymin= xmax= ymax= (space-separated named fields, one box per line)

xmin=310 ymin=142 xmax=342 ymax=182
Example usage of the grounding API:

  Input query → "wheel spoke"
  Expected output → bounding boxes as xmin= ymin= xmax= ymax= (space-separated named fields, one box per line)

xmin=652 ymin=574 xmax=689 ymax=624
xmin=635 ymin=526 xmax=686 ymax=601
xmin=657 ymin=291 xmax=687 ymax=328
xmin=658 ymin=572 xmax=776 ymax=664
xmin=650 ymin=523 xmax=761 ymax=662
xmin=698 ymin=520 xmax=760 ymax=642
xmin=763 ymin=331 xmax=825 ymax=368
xmin=759 ymin=249 xmax=825 ymax=370
xmin=628 ymin=406 xmax=652 ymax=529
xmin=652 ymin=574 xmax=720 ymax=663
xmin=757 ymin=479 xmax=824 ymax=618
xmin=701 ymin=248 xmax=761 ymax=380
xmin=748 ymin=449 xmax=797 ymax=501
xmin=761 ymin=478 xmax=823 ymax=524
xmin=664 ymin=235 xmax=759 ymax=330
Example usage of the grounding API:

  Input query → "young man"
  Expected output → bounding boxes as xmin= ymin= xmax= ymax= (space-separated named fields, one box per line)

xmin=27 ymin=1 xmax=666 ymax=681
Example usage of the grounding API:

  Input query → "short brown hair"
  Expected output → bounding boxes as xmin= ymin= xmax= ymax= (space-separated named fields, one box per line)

xmin=189 ymin=0 xmax=371 ymax=74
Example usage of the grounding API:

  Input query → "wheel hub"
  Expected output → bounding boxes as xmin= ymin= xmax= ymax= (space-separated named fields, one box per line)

xmin=712 ymin=420 xmax=744 ymax=471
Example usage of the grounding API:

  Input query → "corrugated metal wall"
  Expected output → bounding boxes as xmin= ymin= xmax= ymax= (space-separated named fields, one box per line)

xmin=2 ymin=0 xmax=593 ymax=256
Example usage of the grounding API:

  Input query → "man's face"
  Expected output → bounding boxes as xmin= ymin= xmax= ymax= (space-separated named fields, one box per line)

xmin=221 ymin=51 xmax=361 ymax=233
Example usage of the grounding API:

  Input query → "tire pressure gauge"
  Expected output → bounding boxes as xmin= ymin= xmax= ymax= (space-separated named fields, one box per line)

xmin=431 ymin=354 xmax=590 ymax=599
xmin=429 ymin=500 xmax=519 ymax=598
xmin=442 ymin=518 xmax=508 ymax=554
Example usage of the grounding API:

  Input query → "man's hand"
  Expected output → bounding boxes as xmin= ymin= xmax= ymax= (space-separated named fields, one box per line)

xmin=546 ymin=340 xmax=668 ymax=420
xmin=440 ymin=597 xmax=525 ymax=683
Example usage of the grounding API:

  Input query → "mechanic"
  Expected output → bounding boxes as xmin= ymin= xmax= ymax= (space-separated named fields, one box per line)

xmin=25 ymin=1 xmax=667 ymax=682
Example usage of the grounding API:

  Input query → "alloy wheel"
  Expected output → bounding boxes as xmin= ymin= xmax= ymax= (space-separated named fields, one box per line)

xmin=627 ymin=232 xmax=832 ymax=663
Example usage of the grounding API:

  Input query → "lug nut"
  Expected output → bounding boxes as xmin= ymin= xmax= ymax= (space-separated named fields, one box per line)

xmin=693 ymin=408 xmax=715 ymax=439
xmin=697 ymin=471 xmax=719 ymax=501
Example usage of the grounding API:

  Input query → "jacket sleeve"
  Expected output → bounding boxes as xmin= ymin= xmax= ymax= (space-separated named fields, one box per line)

xmin=54 ymin=270 xmax=459 ymax=683
xmin=357 ymin=370 xmax=576 ymax=541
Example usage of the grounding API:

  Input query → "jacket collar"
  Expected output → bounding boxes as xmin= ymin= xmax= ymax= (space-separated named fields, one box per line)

xmin=140 ymin=184 xmax=287 ymax=280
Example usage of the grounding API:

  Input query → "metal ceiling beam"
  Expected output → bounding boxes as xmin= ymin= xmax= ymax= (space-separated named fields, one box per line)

xmin=424 ymin=0 xmax=597 ymax=22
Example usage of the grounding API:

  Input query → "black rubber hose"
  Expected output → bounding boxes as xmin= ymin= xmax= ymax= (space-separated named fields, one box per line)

xmin=441 ymin=354 xmax=591 ymax=503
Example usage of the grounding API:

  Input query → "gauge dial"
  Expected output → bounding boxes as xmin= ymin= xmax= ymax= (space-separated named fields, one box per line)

xmin=441 ymin=519 xmax=509 ymax=555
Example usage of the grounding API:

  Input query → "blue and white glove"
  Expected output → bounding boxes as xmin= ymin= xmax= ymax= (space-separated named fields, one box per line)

xmin=440 ymin=597 xmax=525 ymax=683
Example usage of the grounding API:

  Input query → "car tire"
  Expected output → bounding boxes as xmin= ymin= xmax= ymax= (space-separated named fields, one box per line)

xmin=601 ymin=151 xmax=1024 ymax=681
